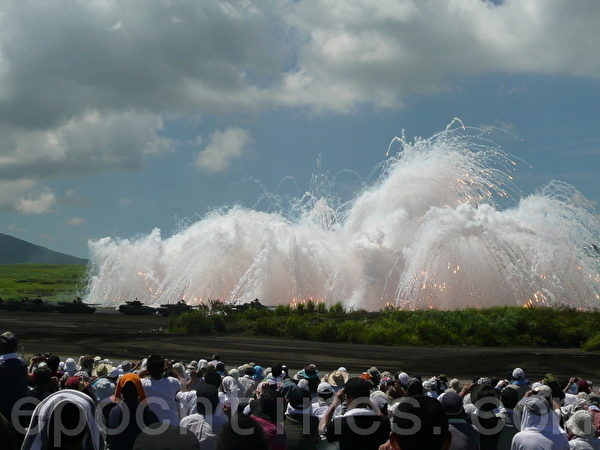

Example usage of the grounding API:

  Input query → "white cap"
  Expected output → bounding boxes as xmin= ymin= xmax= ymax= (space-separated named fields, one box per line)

xmin=338 ymin=367 xmax=347 ymax=373
xmin=398 ymin=372 xmax=409 ymax=385
xmin=512 ymin=368 xmax=525 ymax=379
xmin=317 ymin=382 xmax=333 ymax=395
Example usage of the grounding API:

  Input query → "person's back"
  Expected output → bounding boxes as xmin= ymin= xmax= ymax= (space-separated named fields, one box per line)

xmin=380 ymin=394 xmax=451 ymax=450
xmin=497 ymin=387 xmax=519 ymax=450
xmin=511 ymin=395 xmax=569 ymax=450
xmin=284 ymin=384 xmax=320 ymax=450
xmin=141 ymin=354 xmax=181 ymax=426
xmin=449 ymin=421 xmax=481 ymax=450
xmin=0 ymin=332 xmax=28 ymax=421
xmin=321 ymin=378 xmax=391 ymax=450
xmin=180 ymin=385 xmax=227 ymax=450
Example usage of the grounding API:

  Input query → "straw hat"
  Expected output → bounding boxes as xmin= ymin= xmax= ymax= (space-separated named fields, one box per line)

xmin=325 ymin=370 xmax=349 ymax=387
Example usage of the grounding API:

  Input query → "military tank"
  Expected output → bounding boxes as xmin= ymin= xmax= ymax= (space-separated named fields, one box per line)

xmin=118 ymin=299 xmax=156 ymax=315
xmin=156 ymin=300 xmax=192 ymax=317
xmin=56 ymin=297 xmax=96 ymax=314
xmin=21 ymin=298 xmax=56 ymax=313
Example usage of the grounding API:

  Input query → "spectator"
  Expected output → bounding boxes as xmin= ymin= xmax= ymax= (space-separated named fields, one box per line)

xmin=380 ymin=394 xmax=451 ymax=450
xmin=180 ymin=385 xmax=227 ymax=450
xmin=0 ymin=332 xmax=28 ymax=423
xmin=107 ymin=373 xmax=159 ymax=450
xmin=141 ymin=354 xmax=181 ymax=426
xmin=440 ymin=390 xmax=480 ymax=450
xmin=320 ymin=377 xmax=390 ymax=450
xmin=511 ymin=395 xmax=569 ymax=450
xmin=22 ymin=390 xmax=104 ymax=450
xmin=216 ymin=415 xmax=269 ymax=450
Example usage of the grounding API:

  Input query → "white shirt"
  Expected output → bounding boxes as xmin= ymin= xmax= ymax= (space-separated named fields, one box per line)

xmin=180 ymin=413 xmax=227 ymax=450
xmin=142 ymin=376 xmax=181 ymax=426
xmin=511 ymin=430 xmax=569 ymax=450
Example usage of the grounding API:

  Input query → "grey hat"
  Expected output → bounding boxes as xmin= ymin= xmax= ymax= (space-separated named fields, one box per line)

xmin=566 ymin=410 xmax=596 ymax=438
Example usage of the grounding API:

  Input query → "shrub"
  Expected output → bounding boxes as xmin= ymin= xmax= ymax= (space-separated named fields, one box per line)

xmin=582 ymin=333 xmax=600 ymax=352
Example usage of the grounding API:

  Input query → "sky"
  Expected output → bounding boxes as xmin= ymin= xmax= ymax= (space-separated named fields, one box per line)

xmin=0 ymin=0 xmax=598 ymax=259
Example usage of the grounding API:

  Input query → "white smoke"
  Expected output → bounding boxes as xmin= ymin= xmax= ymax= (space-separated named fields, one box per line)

xmin=85 ymin=125 xmax=600 ymax=310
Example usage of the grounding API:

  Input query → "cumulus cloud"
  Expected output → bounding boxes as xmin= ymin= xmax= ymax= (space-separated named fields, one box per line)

xmin=195 ymin=127 xmax=252 ymax=173
xmin=278 ymin=0 xmax=600 ymax=111
xmin=0 ymin=179 xmax=55 ymax=214
xmin=66 ymin=217 xmax=86 ymax=226
xmin=0 ymin=0 xmax=599 ymax=208
xmin=14 ymin=192 xmax=56 ymax=214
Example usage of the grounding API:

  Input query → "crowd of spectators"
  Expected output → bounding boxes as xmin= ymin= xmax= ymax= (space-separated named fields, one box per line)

xmin=1 ymin=330 xmax=600 ymax=450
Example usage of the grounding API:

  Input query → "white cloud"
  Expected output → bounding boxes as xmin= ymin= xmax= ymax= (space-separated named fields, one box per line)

xmin=6 ymin=223 xmax=26 ymax=233
xmin=14 ymin=192 xmax=56 ymax=214
xmin=277 ymin=0 xmax=600 ymax=111
xmin=195 ymin=127 xmax=252 ymax=173
xmin=66 ymin=217 xmax=86 ymax=226
xmin=0 ymin=179 xmax=55 ymax=214
xmin=0 ymin=0 xmax=599 ymax=202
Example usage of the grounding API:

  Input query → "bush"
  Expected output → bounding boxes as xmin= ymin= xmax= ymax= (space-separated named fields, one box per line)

xmin=169 ymin=304 xmax=600 ymax=349
xmin=582 ymin=333 xmax=600 ymax=352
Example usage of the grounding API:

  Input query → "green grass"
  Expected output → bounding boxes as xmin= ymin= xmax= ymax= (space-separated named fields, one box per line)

xmin=0 ymin=264 xmax=87 ymax=302
xmin=170 ymin=301 xmax=600 ymax=350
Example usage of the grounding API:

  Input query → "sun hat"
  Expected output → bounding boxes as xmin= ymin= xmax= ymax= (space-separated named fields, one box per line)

xmin=93 ymin=377 xmax=115 ymax=401
xmin=228 ymin=368 xmax=240 ymax=380
xmin=370 ymin=391 xmax=389 ymax=410
xmin=325 ymin=370 xmax=349 ymax=387
xmin=93 ymin=362 xmax=113 ymax=378
xmin=536 ymin=385 xmax=552 ymax=399
xmin=187 ymin=360 xmax=198 ymax=370
xmin=566 ymin=410 xmax=595 ymax=438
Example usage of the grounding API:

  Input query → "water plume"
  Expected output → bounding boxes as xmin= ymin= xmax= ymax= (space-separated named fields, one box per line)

xmin=85 ymin=123 xmax=600 ymax=310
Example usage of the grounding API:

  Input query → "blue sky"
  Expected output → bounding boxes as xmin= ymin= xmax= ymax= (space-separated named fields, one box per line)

xmin=0 ymin=0 xmax=598 ymax=258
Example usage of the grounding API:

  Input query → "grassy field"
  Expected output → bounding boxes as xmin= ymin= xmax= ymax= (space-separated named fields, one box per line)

xmin=0 ymin=264 xmax=87 ymax=301
xmin=170 ymin=301 xmax=600 ymax=350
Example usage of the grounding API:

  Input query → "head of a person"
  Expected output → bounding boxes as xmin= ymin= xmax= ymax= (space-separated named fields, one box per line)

xmin=577 ymin=379 xmax=590 ymax=394
xmin=440 ymin=391 xmax=465 ymax=418
xmin=471 ymin=385 xmax=499 ymax=412
xmin=244 ymin=365 xmax=255 ymax=377
xmin=196 ymin=384 xmax=219 ymax=416
xmin=516 ymin=395 xmax=553 ymax=431
xmin=343 ymin=377 xmax=371 ymax=406
xmin=79 ymin=355 xmax=94 ymax=375
xmin=390 ymin=395 xmax=450 ymax=450
xmin=46 ymin=355 xmax=60 ymax=373
xmin=47 ymin=402 xmax=87 ymax=449
xmin=286 ymin=385 xmax=311 ymax=410
xmin=566 ymin=410 xmax=595 ymax=439
xmin=33 ymin=366 xmax=54 ymax=391
xmin=146 ymin=354 xmax=165 ymax=379
xmin=448 ymin=378 xmax=460 ymax=391
xmin=271 ymin=363 xmax=283 ymax=378
xmin=204 ymin=365 xmax=222 ymax=388
xmin=115 ymin=373 xmax=146 ymax=404
xmin=0 ymin=332 xmax=17 ymax=354
xmin=512 ymin=367 xmax=525 ymax=381
xmin=500 ymin=386 xmax=519 ymax=410
xmin=216 ymin=415 xmax=269 ymax=450
xmin=211 ymin=354 xmax=221 ymax=361
xmin=257 ymin=388 xmax=284 ymax=423
xmin=215 ymin=361 xmax=226 ymax=375
xmin=317 ymin=382 xmax=333 ymax=400
xmin=406 ymin=378 xmax=424 ymax=397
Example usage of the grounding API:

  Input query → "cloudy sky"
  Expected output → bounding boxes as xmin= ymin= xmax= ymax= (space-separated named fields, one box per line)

xmin=1 ymin=0 xmax=598 ymax=258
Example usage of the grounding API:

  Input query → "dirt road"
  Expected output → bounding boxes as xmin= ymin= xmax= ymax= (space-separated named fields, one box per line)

xmin=1 ymin=310 xmax=599 ymax=380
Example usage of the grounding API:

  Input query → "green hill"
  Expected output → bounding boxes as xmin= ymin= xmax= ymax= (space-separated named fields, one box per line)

xmin=0 ymin=233 xmax=87 ymax=265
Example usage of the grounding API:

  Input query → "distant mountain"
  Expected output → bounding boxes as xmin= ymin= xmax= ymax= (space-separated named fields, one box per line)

xmin=0 ymin=233 xmax=87 ymax=265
